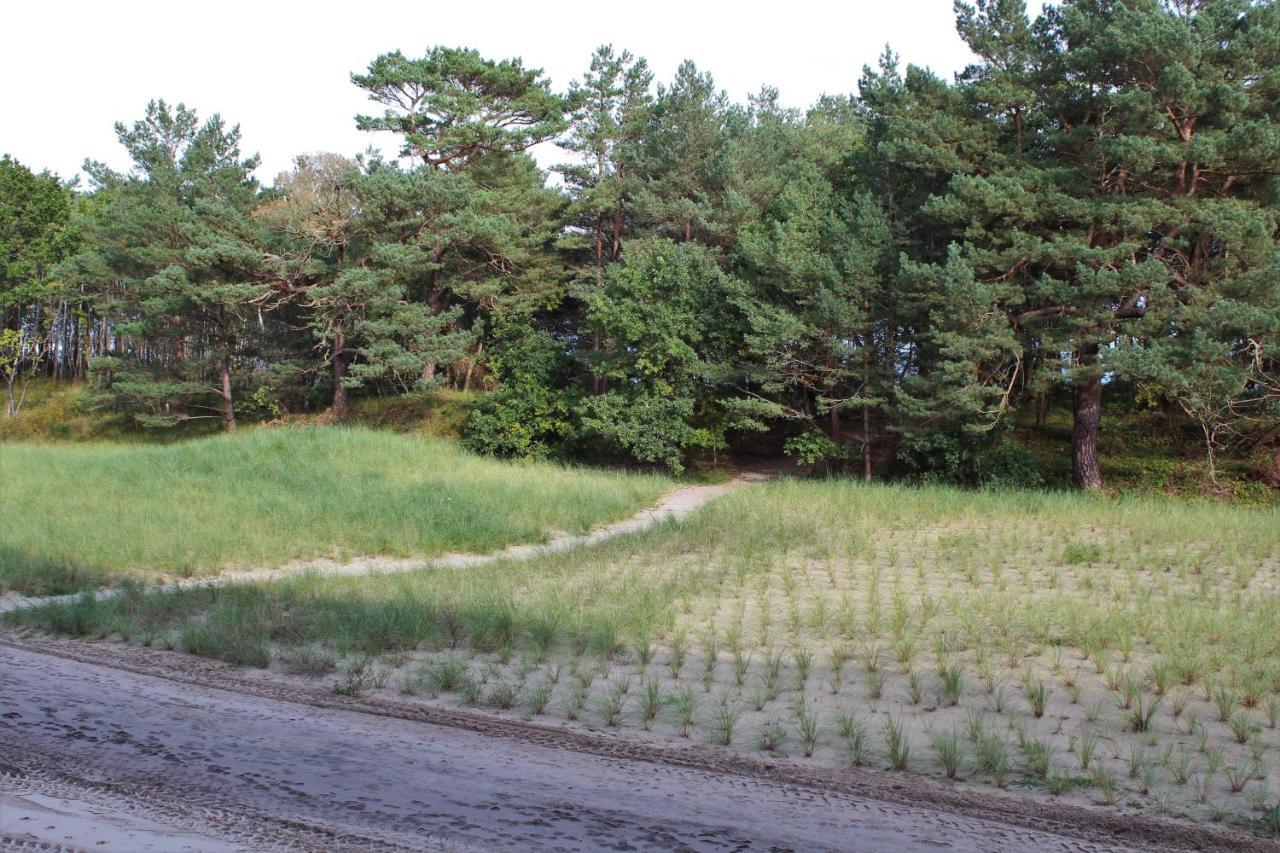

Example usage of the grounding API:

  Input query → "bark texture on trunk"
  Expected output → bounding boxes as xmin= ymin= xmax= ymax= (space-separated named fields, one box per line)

xmin=5 ymin=375 xmax=18 ymax=417
xmin=219 ymin=356 xmax=237 ymax=431
xmin=862 ymin=403 xmax=872 ymax=482
xmin=421 ymin=289 xmax=445 ymax=382
xmin=1071 ymin=343 xmax=1103 ymax=490
xmin=332 ymin=332 xmax=350 ymax=420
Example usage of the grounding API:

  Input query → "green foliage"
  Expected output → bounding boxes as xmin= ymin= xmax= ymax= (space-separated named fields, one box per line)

xmin=0 ymin=154 xmax=75 ymax=315
xmin=322 ymin=66 xmax=569 ymax=407
xmin=464 ymin=327 xmax=579 ymax=459
xmin=629 ymin=61 xmax=728 ymax=244
xmin=734 ymin=161 xmax=895 ymax=459
xmin=895 ymin=0 xmax=1280 ymax=487
xmin=5 ymin=8 xmax=1278 ymax=491
xmin=0 ymin=155 xmax=77 ymax=413
xmin=558 ymin=44 xmax=652 ymax=274
xmin=353 ymin=47 xmax=566 ymax=169
xmin=897 ymin=431 xmax=1044 ymax=489
xmin=895 ymin=247 xmax=1022 ymax=446
xmin=61 ymin=100 xmax=267 ymax=429
xmin=783 ymin=431 xmax=848 ymax=467
xmin=580 ymin=238 xmax=754 ymax=471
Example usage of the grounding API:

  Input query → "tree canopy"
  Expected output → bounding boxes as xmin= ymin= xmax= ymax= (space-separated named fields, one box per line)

xmin=5 ymin=2 xmax=1278 ymax=489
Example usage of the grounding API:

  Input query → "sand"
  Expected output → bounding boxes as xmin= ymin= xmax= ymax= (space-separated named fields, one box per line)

xmin=4 ymin=635 xmax=1271 ymax=852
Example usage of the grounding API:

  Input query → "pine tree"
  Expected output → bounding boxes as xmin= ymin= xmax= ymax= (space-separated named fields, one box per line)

xmin=630 ymin=61 xmax=729 ymax=245
xmin=558 ymin=46 xmax=654 ymax=392
xmin=0 ymin=156 xmax=76 ymax=414
xmin=353 ymin=47 xmax=566 ymax=170
xmin=559 ymin=45 xmax=653 ymax=277
xmin=63 ymin=101 xmax=266 ymax=429
xmin=900 ymin=0 xmax=1280 ymax=487
xmin=350 ymin=48 xmax=569 ymax=388
xmin=734 ymin=162 xmax=895 ymax=477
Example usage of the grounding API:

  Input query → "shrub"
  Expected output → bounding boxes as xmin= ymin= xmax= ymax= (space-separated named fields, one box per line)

xmin=462 ymin=328 xmax=580 ymax=461
xmin=783 ymin=431 xmax=849 ymax=470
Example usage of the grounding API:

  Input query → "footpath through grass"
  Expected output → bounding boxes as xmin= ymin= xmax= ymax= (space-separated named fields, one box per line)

xmin=15 ymin=478 xmax=1279 ymax=834
xmin=0 ymin=426 xmax=669 ymax=595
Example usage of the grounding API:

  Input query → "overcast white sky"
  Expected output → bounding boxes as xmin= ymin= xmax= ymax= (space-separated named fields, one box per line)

xmin=5 ymin=0 xmax=1007 ymax=186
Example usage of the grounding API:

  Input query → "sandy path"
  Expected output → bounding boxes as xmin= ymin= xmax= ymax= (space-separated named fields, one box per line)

xmin=0 ymin=641 xmax=1166 ymax=853
xmin=0 ymin=476 xmax=755 ymax=616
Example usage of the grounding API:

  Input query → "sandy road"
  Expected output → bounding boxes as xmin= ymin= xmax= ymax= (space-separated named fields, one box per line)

xmin=0 ymin=642 xmax=1161 ymax=853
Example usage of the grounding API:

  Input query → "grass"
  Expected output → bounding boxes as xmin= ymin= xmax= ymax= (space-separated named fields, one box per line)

xmin=0 ymin=425 xmax=669 ymax=595
xmin=316 ymin=389 xmax=475 ymax=440
xmin=0 ymin=380 xmax=477 ymax=444
xmin=9 ymin=477 xmax=1280 ymax=834
xmin=0 ymin=380 xmax=223 ymax=444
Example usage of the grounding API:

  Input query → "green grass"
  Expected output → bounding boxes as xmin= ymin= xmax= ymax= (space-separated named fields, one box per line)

xmin=0 ymin=425 xmax=669 ymax=595
xmin=0 ymin=380 xmax=477 ymax=444
xmin=20 ymin=479 xmax=1277 ymax=664
xmin=11 ymin=477 xmax=1280 ymax=832
xmin=336 ymin=389 xmax=475 ymax=439
xmin=0 ymin=380 xmax=223 ymax=444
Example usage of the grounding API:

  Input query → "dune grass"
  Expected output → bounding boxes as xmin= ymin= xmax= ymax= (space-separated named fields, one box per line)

xmin=0 ymin=425 xmax=669 ymax=595
xmin=10 ymin=478 xmax=1280 ymax=833
xmin=0 ymin=379 xmax=477 ymax=444
xmin=0 ymin=380 xmax=217 ymax=444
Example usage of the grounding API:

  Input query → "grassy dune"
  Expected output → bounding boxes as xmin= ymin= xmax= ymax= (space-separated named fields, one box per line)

xmin=11 ymin=480 xmax=1280 ymax=832
xmin=0 ymin=426 xmax=669 ymax=595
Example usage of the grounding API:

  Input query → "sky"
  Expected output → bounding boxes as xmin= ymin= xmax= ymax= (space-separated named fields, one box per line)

xmin=5 ymin=0 xmax=999 ymax=187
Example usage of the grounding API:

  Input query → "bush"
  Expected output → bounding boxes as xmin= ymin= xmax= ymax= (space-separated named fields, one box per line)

xmin=783 ymin=430 xmax=850 ymax=469
xmin=898 ymin=432 xmax=1044 ymax=488
xmin=463 ymin=328 xmax=579 ymax=460
xmin=464 ymin=385 xmax=577 ymax=460
xmin=277 ymin=645 xmax=338 ymax=676
xmin=579 ymin=391 xmax=707 ymax=472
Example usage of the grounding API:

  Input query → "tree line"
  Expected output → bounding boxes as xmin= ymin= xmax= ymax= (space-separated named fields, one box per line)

xmin=2 ymin=0 xmax=1278 ymax=487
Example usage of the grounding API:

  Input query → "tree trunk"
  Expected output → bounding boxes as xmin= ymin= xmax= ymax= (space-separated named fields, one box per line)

xmin=219 ymin=355 xmax=237 ymax=431
xmin=862 ymin=403 xmax=872 ymax=482
xmin=1203 ymin=425 xmax=1219 ymax=487
xmin=592 ymin=210 xmax=607 ymax=397
xmin=1071 ymin=343 xmax=1103 ymax=490
xmin=421 ymin=289 xmax=444 ymax=382
xmin=594 ymin=213 xmax=605 ymax=274
xmin=332 ymin=332 xmax=350 ymax=420
xmin=611 ymin=202 xmax=623 ymax=262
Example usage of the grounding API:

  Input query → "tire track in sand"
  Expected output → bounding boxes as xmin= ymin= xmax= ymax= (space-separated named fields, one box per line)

xmin=2 ymin=634 xmax=1271 ymax=852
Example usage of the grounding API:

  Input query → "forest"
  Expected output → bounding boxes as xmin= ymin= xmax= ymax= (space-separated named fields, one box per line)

xmin=3 ymin=0 xmax=1279 ymax=490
